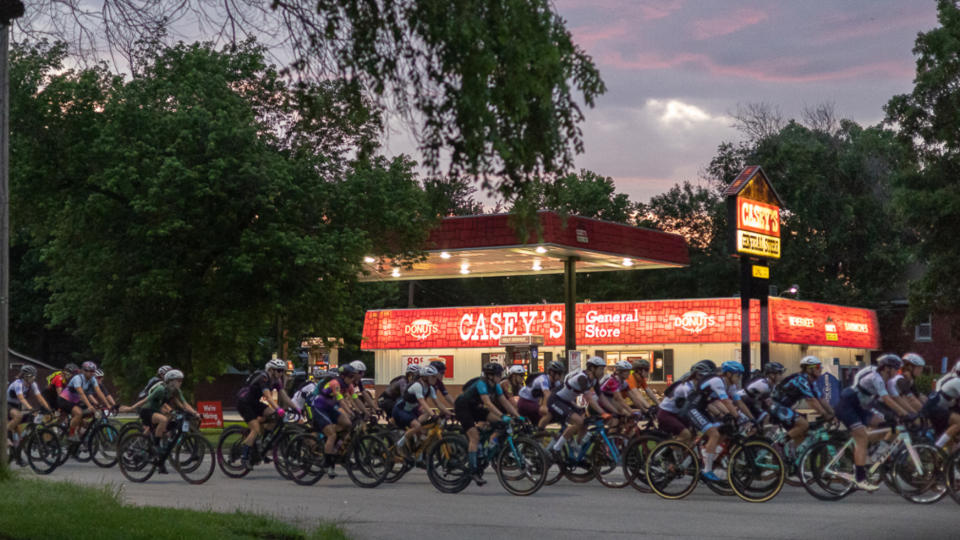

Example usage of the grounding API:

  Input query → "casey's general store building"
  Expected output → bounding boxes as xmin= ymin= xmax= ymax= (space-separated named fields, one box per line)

xmin=361 ymin=296 xmax=880 ymax=391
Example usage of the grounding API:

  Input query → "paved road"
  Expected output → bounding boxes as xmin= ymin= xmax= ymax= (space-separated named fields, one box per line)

xmin=35 ymin=462 xmax=957 ymax=540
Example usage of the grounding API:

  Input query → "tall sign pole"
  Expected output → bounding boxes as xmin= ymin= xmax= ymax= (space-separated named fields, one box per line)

xmin=0 ymin=0 xmax=24 ymax=469
xmin=725 ymin=166 xmax=783 ymax=374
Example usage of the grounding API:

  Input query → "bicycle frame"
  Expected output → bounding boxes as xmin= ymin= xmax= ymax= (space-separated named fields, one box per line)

xmin=822 ymin=426 xmax=924 ymax=479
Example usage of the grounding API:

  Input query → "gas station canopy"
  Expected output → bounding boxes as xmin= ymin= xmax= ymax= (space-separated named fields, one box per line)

xmin=358 ymin=212 xmax=689 ymax=281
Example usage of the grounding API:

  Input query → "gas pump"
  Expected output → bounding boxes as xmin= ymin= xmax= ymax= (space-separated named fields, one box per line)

xmin=499 ymin=335 xmax=545 ymax=372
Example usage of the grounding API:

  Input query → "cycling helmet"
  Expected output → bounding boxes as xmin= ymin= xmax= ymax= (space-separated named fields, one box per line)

xmin=19 ymin=365 xmax=37 ymax=377
xmin=157 ymin=365 xmax=173 ymax=377
xmin=763 ymin=362 xmax=786 ymax=375
xmin=800 ymin=356 xmax=822 ymax=368
xmin=902 ymin=353 xmax=925 ymax=367
xmin=632 ymin=359 xmax=650 ymax=371
xmin=615 ymin=360 xmax=632 ymax=371
xmin=876 ymin=353 xmax=903 ymax=370
xmin=265 ymin=358 xmax=286 ymax=371
xmin=340 ymin=364 xmax=358 ymax=376
xmin=482 ymin=363 xmax=504 ymax=377
xmin=586 ymin=356 xmax=607 ymax=368
xmin=405 ymin=364 xmax=421 ymax=375
xmin=508 ymin=365 xmax=526 ymax=376
xmin=420 ymin=365 xmax=439 ymax=377
xmin=81 ymin=361 xmax=97 ymax=372
xmin=164 ymin=369 xmax=184 ymax=383
xmin=64 ymin=363 xmax=79 ymax=374
xmin=547 ymin=361 xmax=565 ymax=374
xmin=941 ymin=378 xmax=960 ymax=400
xmin=691 ymin=360 xmax=717 ymax=377
xmin=94 ymin=369 xmax=104 ymax=378
xmin=430 ymin=360 xmax=447 ymax=375
xmin=721 ymin=361 xmax=745 ymax=374
xmin=350 ymin=360 xmax=367 ymax=372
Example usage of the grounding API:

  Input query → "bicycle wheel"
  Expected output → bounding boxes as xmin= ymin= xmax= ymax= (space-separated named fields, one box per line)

xmin=560 ymin=440 xmax=598 ymax=483
xmin=623 ymin=433 xmax=663 ymax=493
xmin=727 ymin=439 xmax=785 ymax=503
xmin=216 ymin=425 xmax=251 ymax=478
xmin=173 ymin=433 xmax=215 ymax=485
xmin=495 ymin=435 xmax=548 ymax=496
xmin=345 ymin=434 xmax=390 ymax=488
xmin=118 ymin=434 xmax=157 ymax=483
xmin=117 ymin=421 xmax=143 ymax=443
xmin=24 ymin=428 xmax=62 ymax=475
xmin=592 ymin=434 xmax=630 ymax=489
xmin=531 ymin=430 xmax=563 ymax=486
xmin=90 ymin=423 xmax=121 ymax=468
xmin=700 ymin=443 xmax=733 ymax=496
xmin=894 ymin=443 xmax=947 ymax=504
xmin=799 ymin=439 xmax=854 ymax=501
xmin=645 ymin=440 xmax=700 ymax=500
xmin=425 ymin=434 xmax=471 ymax=494
xmin=272 ymin=430 xmax=299 ymax=480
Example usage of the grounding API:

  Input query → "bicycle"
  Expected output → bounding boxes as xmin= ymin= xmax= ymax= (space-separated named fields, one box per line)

xmin=53 ymin=407 xmax=121 ymax=468
xmin=621 ymin=408 xmax=670 ymax=492
xmin=118 ymin=411 xmax=216 ymax=484
xmin=284 ymin=415 xmax=391 ymax=488
xmin=381 ymin=416 xmax=459 ymax=482
xmin=425 ymin=418 xmax=547 ymax=496
xmin=216 ymin=410 xmax=305 ymax=479
xmin=10 ymin=409 xmax=62 ymax=474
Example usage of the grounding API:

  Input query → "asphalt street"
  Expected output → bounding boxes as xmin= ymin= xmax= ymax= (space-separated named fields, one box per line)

xmin=33 ymin=462 xmax=958 ymax=540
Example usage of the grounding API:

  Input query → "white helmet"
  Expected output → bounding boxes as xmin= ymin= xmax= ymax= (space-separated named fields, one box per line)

xmin=419 ymin=365 xmax=439 ymax=377
xmin=587 ymin=356 xmax=607 ymax=368
xmin=615 ymin=360 xmax=632 ymax=371
xmin=800 ymin=356 xmax=822 ymax=367
xmin=350 ymin=360 xmax=367 ymax=372
xmin=405 ymin=364 xmax=421 ymax=375
xmin=902 ymin=353 xmax=925 ymax=367
xmin=508 ymin=365 xmax=526 ymax=375
xmin=164 ymin=369 xmax=184 ymax=383
xmin=265 ymin=358 xmax=286 ymax=371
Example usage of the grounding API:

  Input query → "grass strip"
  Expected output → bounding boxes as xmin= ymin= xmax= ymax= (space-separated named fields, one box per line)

xmin=0 ymin=472 xmax=348 ymax=540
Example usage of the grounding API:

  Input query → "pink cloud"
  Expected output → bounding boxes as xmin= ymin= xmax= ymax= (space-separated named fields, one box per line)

xmin=570 ymin=23 xmax=630 ymax=49
xmin=554 ymin=0 xmax=684 ymax=21
xmin=599 ymin=50 xmax=914 ymax=83
xmin=813 ymin=10 xmax=937 ymax=43
xmin=691 ymin=8 xmax=769 ymax=40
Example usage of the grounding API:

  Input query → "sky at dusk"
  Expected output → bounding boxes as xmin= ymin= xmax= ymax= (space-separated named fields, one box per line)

xmin=387 ymin=0 xmax=940 ymax=205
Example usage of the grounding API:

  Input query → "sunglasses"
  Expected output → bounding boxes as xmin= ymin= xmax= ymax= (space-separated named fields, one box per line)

xmin=83 ymin=369 xmax=95 ymax=373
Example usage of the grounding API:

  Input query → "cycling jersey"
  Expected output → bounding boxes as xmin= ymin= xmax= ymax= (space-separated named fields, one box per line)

xmin=400 ymin=381 xmax=436 ymax=412
xmin=59 ymin=374 xmax=99 ymax=404
xmin=738 ymin=378 xmax=773 ymax=408
xmin=627 ymin=373 xmax=648 ymax=391
xmin=700 ymin=376 xmax=740 ymax=403
xmin=7 ymin=379 xmax=41 ymax=405
xmin=553 ymin=370 xmax=595 ymax=403
xmin=381 ymin=376 xmax=411 ymax=400
xmin=773 ymin=373 xmax=821 ymax=408
xmin=598 ymin=374 xmax=627 ymax=397
xmin=236 ymin=372 xmax=284 ymax=407
xmin=311 ymin=376 xmax=354 ymax=411
xmin=659 ymin=381 xmax=695 ymax=414
xmin=291 ymin=381 xmax=319 ymax=411
xmin=518 ymin=374 xmax=554 ymax=401
xmin=143 ymin=383 xmax=184 ymax=411
xmin=137 ymin=376 xmax=162 ymax=399
xmin=851 ymin=367 xmax=888 ymax=407
xmin=936 ymin=372 xmax=958 ymax=392
xmin=500 ymin=378 xmax=524 ymax=398
xmin=431 ymin=378 xmax=450 ymax=397
xmin=458 ymin=378 xmax=504 ymax=405
xmin=887 ymin=374 xmax=917 ymax=398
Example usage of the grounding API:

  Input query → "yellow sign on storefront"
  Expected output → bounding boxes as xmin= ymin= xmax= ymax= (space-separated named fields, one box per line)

xmin=752 ymin=265 xmax=770 ymax=279
xmin=737 ymin=230 xmax=781 ymax=259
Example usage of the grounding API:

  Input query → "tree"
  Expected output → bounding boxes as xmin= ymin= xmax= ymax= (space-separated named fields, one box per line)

xmin=17 ymin=1 xmax=606 ymax=207
xmin=11 ymin=40 xmax=434 ymax=386
xmin=884 ymin=0 xmax=960 ymax=320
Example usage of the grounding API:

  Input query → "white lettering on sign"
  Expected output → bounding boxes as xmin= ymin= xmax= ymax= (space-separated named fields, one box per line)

xmin=458 ymin=310 xmax=564 ymax=342
xmin=673 ymin=311 xmax=716 ymax=333
xmin=789 ymin=316 xmax=815 ymax=328
xmin=405 ymin=319 xmax=439 ymax=340
xmin=844 ymin=322 xmax=869 ymax=333
xmin=739 ymin=199 xmax=780 ymax=236
xmin=584 ymin=309 xmax=638 ymax=339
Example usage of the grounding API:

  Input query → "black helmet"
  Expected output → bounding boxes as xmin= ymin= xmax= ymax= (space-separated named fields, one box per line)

xmin=547 ymin=361 xmax=565 ymax=374
xmin=482 ymin=363 xmax=504 ymax=377
xmin=20 ymin=365 xmax=38 ymax=377
xmin=430 ymin=360 xmax=447 ymax=375
xmin=64 ymin=363 xmax=79 ymax=374
xmin=763 ymin=362 xmax=785 ymax=375
xmin=876 ymin=353 xmax=903 ymax=370
xmin=340 ymin=364 xmax=357 ymax=376
xmin=691 ymin=360 xmax=717 ymax=377
xmin=632 ymin=359 xmax=650 ymax=371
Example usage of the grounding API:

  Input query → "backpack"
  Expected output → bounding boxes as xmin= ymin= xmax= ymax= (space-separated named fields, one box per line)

xmin=852 ymin=366 xmax=877 ymax=395
xmin=525 ymin=372 xmax=544 ymax=387
xmin=46 ymin=370 xmax=63 ymax=387
xmin=244 ymin=369 xmax=267 ymax=387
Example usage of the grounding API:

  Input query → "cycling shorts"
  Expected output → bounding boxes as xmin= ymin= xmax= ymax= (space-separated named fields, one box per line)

xmin=139 ymin=407 xmax=159 ymax=426
xmin=770 ymin=403 xmax=797 ymax=429
xmin=392 ymin=402 xmax=420 ymax=429
xmin=921 ymin=398 xmax=953 ymax=434
xmin=657 ymin=408 xmax=689 ymax=436
xmin=517 ymin=397 xmax=541 ymax=424
xmin=546 ymin=394 xmax=583 ymax=425
xmin=56 ymin=396 xmax=79 ymax=415
xmin=686 ymin=408 xmax=720 ymax=434
xmin=836 ymin=388 xmax=878 ymax=430
xmin=308 ymin=405 xmax=337 ymax=431
xmin=378 ymin=396 xmax=397 ymax=419
xmin=454 ymin=397 xmax=488 ymax=431
xmin=237 ymin=400 xmax=268 ymax=423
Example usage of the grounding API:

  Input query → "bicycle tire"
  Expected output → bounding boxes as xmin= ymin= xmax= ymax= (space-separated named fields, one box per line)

xmin=24 ymin=428 xmax=61 ymax=475
xmin=893 ymin=443 xmax=947 ymax=504
xmin=118 ymin=434 xmax=157 ymax=483
xmin=623 ymin=433 xmax=664 ymax=493
xmin=531 ymin=430 xmax=563 ymax=486
xmin=699 ymin=441 xmax=733 ymax=496
xmin=90 ymin=423 xmax=121 ymax=468
xmin=495 ymin=435 xmax=548 ymax=496
xmin=645 ymin=440 xmax=700 ymax=500
xmin=592 ymin=434 xmax=630 ymax=489
xmin=117 ymin=421 xmax=143 ymax=443
xmin=799 ymin=439 xmax=854 ymax=501
xmin=174 ymin=433 xmax=216 ymax=485
xmin=727 ymin=439 xmax=785 ymax=503
xmin=425 ymin=434 xmax=472 ymax=494
xmin=345 ymin=434 xmax=390 ymax=488
xmin=286 ymin=432 xmax=326 ymax=486
xmin=216 ymin=425 xmax=252 ymax=478
xmin=560 ymin=439 xmax=598 ymax=484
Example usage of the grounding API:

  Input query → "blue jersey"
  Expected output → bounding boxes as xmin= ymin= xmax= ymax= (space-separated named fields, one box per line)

xmin=773 ymin=373 xmax=821 ymax=408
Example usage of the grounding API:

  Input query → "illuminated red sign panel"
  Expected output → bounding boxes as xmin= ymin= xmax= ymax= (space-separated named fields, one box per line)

xmin=737 ymin=198 xmax=781 ymax=237
xmin=362 ymin=298 xmax=879 ymax=350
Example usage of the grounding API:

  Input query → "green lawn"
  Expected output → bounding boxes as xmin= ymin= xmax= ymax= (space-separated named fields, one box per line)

xmin=0 ymin=471 xmax=348 ymax=540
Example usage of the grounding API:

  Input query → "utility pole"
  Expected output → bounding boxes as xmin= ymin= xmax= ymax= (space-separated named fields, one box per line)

xmin=0 ymin=0 xmax=25 ymax=470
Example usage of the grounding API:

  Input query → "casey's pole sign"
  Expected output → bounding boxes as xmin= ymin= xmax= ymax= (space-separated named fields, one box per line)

xmin=726 ymin=167 xmax=783 ymax=259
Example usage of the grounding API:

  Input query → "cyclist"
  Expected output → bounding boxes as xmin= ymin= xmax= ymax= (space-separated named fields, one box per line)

xmin=42 ymin=363 xmax=78 ymax=406
xmin=500 ymin=365 xmax=527 ymax=403
xmin=454 ymin=363 xmax=521 ymax=486
xmin=378 ymin=365 xmax=420 ymax=420
xmin=7 ymin=365 xmax=52 ymax=464
xmin=426 ymin=360 xmax=457 ymax=418
xmin=349 ymin=360 xmax=378 ymax=417
xmin=835 ymin=354 xmax=913 ymax=491
xmin=935 ymin=361 xmax=960 ymax=391
xmin=138 ymin=365 xmax=173 ymax=400
xmin=697 ymin=361 xmax=751 ymax=481
xmin=57 ymin=361 xmax=112 ymax=441
xmin=235 ymin=358 xmax=299 ymax=469
xmin=772 ymin=356 xmax=835 ymax=444
xmin=625 ymin=359 xmax=658 ymax=411
xmin=140 ymin=369 xmax=198 ymax=472
xmin=887 ymin=353 xmax=926 ymax=413
xmin=393 ymin=364 xmax=447 ymax=455
xmin=921 ymin=376 xmax=960 ymax=450
xmin=308 ymin=363 xmax=362 ymax=478
xmin=545 ymin=356 xmax=608 ymax=462
xmin=657 ymin=360 xmax=716 ymax=444
xmin=598 ymin=361 xmax=636 ymax=419
xmin=517 ymin=361 xmax=565 ymax=427
xmin=738 ymin=362 xmax=805 ymax=456
xmin=93 ymin=369 xmax=118 ymax=410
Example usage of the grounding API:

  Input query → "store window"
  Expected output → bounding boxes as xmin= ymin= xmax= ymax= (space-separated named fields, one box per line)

xmin=915 ymin=316 xmax=932 ymax=342
xmin=603 ymin=350 xmax=673 ymax=382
